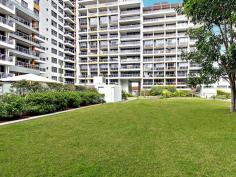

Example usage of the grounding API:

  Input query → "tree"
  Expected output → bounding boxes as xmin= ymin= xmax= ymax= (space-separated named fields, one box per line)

xmin=187 ymin=76 xmax=202 ymax=97
xmin=180 ymin=0 xmax=236 ymax=112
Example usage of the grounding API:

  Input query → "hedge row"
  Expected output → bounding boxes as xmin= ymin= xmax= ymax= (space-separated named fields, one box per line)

xmin=0 ymin=91 xmax=104 ymax=119
xmin=141 ymin=86 xmax=192 ymax=98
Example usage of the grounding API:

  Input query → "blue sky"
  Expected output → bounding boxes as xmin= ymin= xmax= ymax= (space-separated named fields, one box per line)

xmin=144 ymin=0 xmax=182 ymax=6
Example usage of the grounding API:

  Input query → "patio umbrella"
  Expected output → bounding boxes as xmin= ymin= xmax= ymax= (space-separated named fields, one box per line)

xmin=0 ymin=74 xmax=58 ymax=83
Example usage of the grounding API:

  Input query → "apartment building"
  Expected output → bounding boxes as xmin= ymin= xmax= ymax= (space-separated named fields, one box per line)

xmin=77 ymin=0 xmax=201 ymax=94
xmin=0 ymin=0 xmax=15 ymax=79
xmin=39 ymin=0 xmax=76 ymax=84
xmin=0 ymin=0 xmax=46 ymax=79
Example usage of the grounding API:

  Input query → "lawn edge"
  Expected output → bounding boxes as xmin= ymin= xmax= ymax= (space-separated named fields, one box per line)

xmin=0 ymin=104 xmax=102 ymax=126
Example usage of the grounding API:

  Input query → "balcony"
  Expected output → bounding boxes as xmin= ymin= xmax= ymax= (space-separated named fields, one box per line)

xmin=64 ymin=48 xmax=75 ymax=55
xmin=0 ymin=54 xmax=14 ymax=65
xmin=0 ymin=34 xmax=15 ymax=49
xmin=64 ymin=40 xmax=74 ymax=47
xmin=64 ymin=73 xmax=75 ymax=78
xmin=120 ymin=65 xmax=140 ymax=70
xmin=0 ymin=16 xmax=14 ymax=32
xmin=64 ymin=0 xmax=74 ymax=7
xmin=120 ymin=9 xmax=140 ymax=15
xmin=10 ymin=31 xmax=39 ymax=46
xmin=13 ymin=0 xmax=39 ymax=20
xmin=120 ymin=35 xmax=140 ymax=40
xmin=64 ymin=14 xmax=74 ymax=23
xmin=64 ymin=56 xmax=75 ymax=63
xmin=64 ymin=6 xmax=74 ymax=15
xmin=9 ymin=61 xmax=40 ymax=75
xmin=120 ymin=73 xmax=140 ymax=78
xmin=120 ymin=49 xmax=140 ymax=55
xmin=12 ymin=16 xmax=38 ymax=34
xmin=0 ymin=0 xmax=15 ymax=15
xmin=120 ymin=24 xmax=140 ymax=31
xmin=11 ymin=46 xmax=39 ymax=60
xmin=64 ymin=23 xmax=74 ymax=31
xmin=64 ymin=65 xmax=75 ymax=70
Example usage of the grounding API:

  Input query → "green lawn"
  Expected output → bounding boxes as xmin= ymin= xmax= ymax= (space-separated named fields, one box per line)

xmin=1 ymin=98 xmax=236 ymax=177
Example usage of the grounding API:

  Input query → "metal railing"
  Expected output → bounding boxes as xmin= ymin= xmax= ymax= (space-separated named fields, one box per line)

xmin=0 ymin=54 xmax=13 ymax=62
xmin=0 ymin=34 xmax=14 ymax=44
xmin=0 ymin=16 xmax=13 ymax=26
xmin=15 ymin=61 xmax=39 ymax=70
xmin=0 ymin=0 xmax=14 ymax=9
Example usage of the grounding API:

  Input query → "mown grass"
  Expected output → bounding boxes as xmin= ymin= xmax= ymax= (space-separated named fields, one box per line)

xmin=0 ymin=98 xmax=236 ymax=177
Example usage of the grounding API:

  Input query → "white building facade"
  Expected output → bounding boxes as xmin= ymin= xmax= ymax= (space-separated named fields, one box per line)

xmin=39 ymin=0 xmax=76 ymax=84
xmin=76 ymin=0 xmax=201 ymax=94
xmin=0 ymin=0 xmax=46 ymax=79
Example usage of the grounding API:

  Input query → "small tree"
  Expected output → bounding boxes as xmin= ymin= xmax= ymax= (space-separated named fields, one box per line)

xmin=180 ymin=0 xmax=236 ymax=112
xmin=187 ymin=76 xmax=202 ymax=97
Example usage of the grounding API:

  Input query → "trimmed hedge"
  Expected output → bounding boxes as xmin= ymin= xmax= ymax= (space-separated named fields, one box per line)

xmin=0 ymin=94 xmax=25 ymax=119
xmin=0 ymin=91 xmax=104 ymax=119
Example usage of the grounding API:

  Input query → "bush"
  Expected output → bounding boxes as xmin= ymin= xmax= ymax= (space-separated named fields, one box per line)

xmin=172 ymin=90 xmax=192 ymax=97
xmin=0 ymin=94 xmax=25 ymax=119
xmin=25 ymin=92 xmax=66 ymax=114
xmin=140 ymin=89 xmax=150 ymax=96
xmin=161 ymin=89 xmax=173 ymax=98
xmin=217 ymin=90 xmax=230 ymax=99
xmin=150 ymin=86 xmax=176 ymax=96
xmin=79 ymin=91 xmax=104 ymax=106
xmin=122 ymin=91 xmax=133 ymax=100
xmin=0 ymin=91 xmax=104 ymax=119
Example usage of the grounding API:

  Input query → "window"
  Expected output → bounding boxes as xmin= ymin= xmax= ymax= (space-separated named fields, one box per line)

xmin=51 ymin=39 xmax=57 ymax=45
xmin=51 ymin=57 xmax=57 ymax=64
xmin=51 ymin=29 xmax=57 ymax=37
xmin=51 ymin=10 xmax=57 ymax=18
xmin=51 ymin=20 xmax=57 ymax=28
xmin=52 ymin=67 xmax=57 ymax=73
xmin=51 ymin=48 xmax=57 ymax=54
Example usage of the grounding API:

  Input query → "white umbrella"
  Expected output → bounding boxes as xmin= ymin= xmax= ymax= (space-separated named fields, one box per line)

xmin=0 ymin=74 xmax=58 ymax=83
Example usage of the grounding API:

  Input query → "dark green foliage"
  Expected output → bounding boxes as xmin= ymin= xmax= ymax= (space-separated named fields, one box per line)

xmin=79 ymin=92 xmax=105 ymax=106
xmin=0 ymin=91 xmax=104 ymax=119
xmin=0 ymin=94 xmax=25 ymax=119
xmin=180 ymin=0 xmax=236 ymax=112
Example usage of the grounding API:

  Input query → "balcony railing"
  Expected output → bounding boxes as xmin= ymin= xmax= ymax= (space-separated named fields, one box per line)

xmin=0 ymin=72 xmax=14 ymax=79
xmin=0 ymin=54 xmax=13 ymax=62
xmin=0 ymin=16 xmax=13 ymax=27
xmin=0 ymin=0 xmax=14 ymax=9
xmin=120 ymin=74 xmax=140 ymax=77
xmin=15 ymin=46 xmax=39 ymax=57
xmin=12 ymin=31 xmax=39 ymax=44
xmin=0 ymin=34 xmax=14 ymax=44
xmin=15 ymin=61 xmax=39 ymax=70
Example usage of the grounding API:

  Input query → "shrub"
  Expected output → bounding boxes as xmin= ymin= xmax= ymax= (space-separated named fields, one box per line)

xmin=122 ymin=91 xmax=133 ymax=100
xmin=172 ymin=90 xmax=192 ymax=97
xmin=161 ymin=89 xmax=173 ymax=98
xmin=64 ymin=92 xmax=82 ymax=108
xmin=140 ymin=89 xmax=150 ymax=96
xmin=217 ymin=90 xmax=230 ymax=99
xmin=25 ymin=92 xmax=65 ymax=114
xmin=79 ymin=91 xmax=104 ymax=106
xmin=150 ymin=86 xmax=176 ymax=96
xmin=0 ymin=94 xmax=25 ymax=119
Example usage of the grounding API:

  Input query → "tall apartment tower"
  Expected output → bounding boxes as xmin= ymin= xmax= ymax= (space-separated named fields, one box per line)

xmin=0 ymin=0 xmax=15 ymax=79
xmin=77 ymin=0 xmax=200 ymax=94
xmin=39 ymin=0 xmax=76 ymax=84
xmin=0 ymin=0 xmax=46 ymax=78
